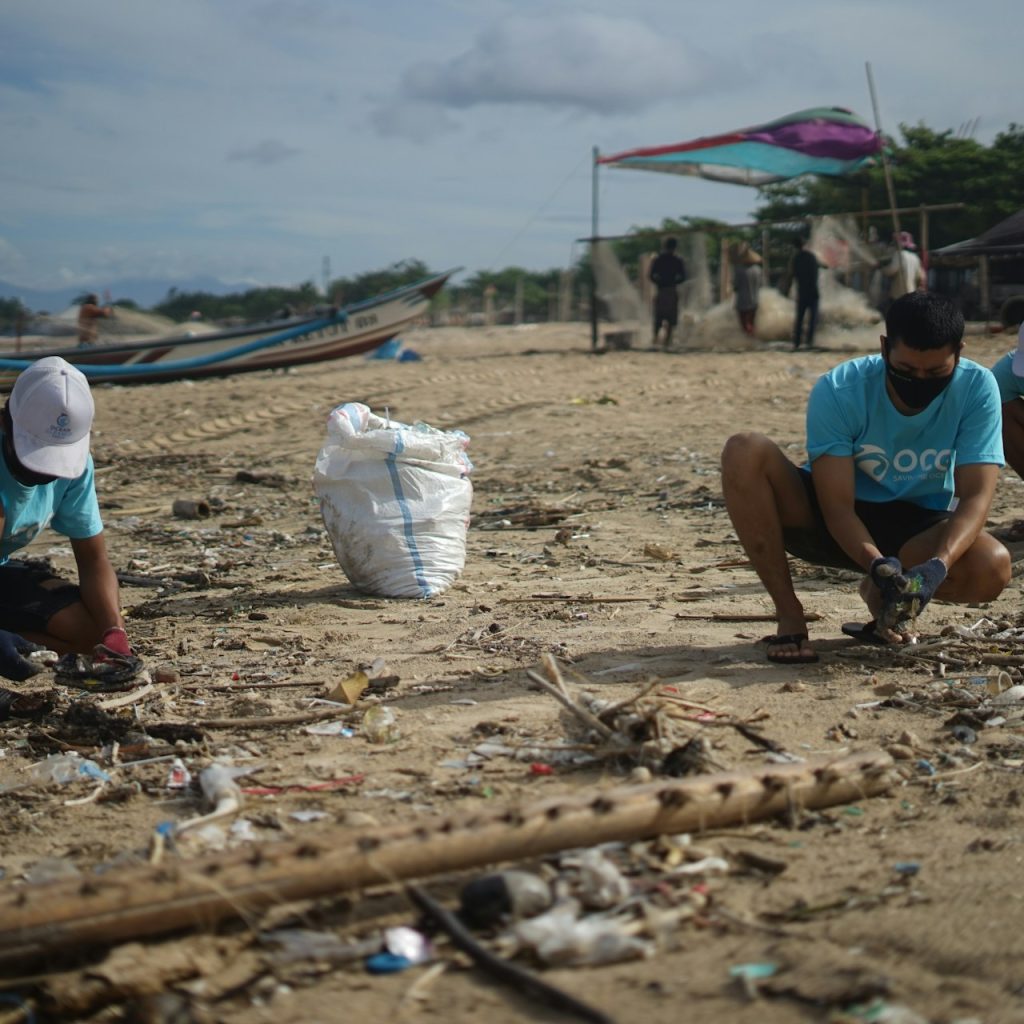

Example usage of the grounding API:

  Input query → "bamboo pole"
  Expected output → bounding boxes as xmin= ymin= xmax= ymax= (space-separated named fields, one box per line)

xmin=0 ymin=752 xmax=894 ymax=967
xmin=865 ymin=61 xmax=907 ymax=295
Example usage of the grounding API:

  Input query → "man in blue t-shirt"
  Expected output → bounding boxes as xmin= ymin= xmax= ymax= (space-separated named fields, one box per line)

xmin=721 ymin=292 xmax=1010 ymax=663
xmin=0 ymin=357 xmax=133 ymax=682
xmin=989 ymin=322 xmax=1024 ymax=482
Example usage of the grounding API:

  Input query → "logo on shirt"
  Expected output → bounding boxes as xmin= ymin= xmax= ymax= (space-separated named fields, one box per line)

xmin=854 ymin=444 xmax=889 ymax=482
xmin=855 ymin=444 xmax=951 ymax=481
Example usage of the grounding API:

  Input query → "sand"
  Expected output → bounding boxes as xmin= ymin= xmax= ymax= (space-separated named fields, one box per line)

xmin=2 ymin=321 xmax=1024 ymax=1023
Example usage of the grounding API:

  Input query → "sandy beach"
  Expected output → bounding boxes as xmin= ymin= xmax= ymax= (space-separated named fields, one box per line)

xmin=2 ymin=321 xmax=1024 ymax=1023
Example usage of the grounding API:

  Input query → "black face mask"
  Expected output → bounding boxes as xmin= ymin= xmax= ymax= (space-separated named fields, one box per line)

xmin=884 ymin=346 xmax=958 ymax=411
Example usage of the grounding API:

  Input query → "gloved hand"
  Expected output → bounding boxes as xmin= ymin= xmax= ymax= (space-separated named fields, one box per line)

xmin=869 ymin=556 xmax=904 ymax=590
xmin=900 ymin=557 xmax=948 ymax=616
xmin=94 ymin=626 xmax=133 ymax=662
xmin=0 ymin=628 xmax=45 ymax=682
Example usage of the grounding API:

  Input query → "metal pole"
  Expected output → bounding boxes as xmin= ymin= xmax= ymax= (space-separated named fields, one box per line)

xmin=590 ymin=145 xmax=599 ymax=350
xmin=865 ymin=61 xmax=907 ymax=296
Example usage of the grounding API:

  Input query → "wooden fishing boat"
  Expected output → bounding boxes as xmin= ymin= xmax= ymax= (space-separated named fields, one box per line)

xmin=0 ymin=270 xmax=454 ymax=388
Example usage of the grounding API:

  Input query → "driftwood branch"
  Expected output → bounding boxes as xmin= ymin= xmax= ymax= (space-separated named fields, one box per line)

xmin=0 ymin=751 xmax=894 ymax=968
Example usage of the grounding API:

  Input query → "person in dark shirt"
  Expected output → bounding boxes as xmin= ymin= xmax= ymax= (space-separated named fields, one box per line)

xmin=791 ymin=236 xmax=822 ymax=350
xmin=648 ymin=237 xmax=686 ymax=350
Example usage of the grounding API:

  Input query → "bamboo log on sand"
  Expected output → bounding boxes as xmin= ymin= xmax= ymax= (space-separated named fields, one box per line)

xmin=0 ymin=751 xmax=894 ymax=967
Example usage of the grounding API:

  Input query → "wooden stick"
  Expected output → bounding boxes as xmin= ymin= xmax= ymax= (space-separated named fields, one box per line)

xmin=188 ymin=706 xmax=350 ymax=730
xmin=0 ymin=751 xmax=894 ymax=967
xmin=525 ymin=669 xmax=617 ymax=742
xmin=408 ymin=885 xmax=614 ymax=1024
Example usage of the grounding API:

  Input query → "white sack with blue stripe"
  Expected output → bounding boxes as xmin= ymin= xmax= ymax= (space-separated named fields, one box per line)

xmin=313 ymin=402 xmax=473 ymax=598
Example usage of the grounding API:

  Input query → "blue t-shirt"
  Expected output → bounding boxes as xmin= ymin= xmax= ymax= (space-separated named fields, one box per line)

xmin=0 ymin=432 xmax=103 ymax=565
xmin=990 ymin=352 xmax=1023 ymax=403
xmin=806 ymin=355 xmax=1004 ymax=512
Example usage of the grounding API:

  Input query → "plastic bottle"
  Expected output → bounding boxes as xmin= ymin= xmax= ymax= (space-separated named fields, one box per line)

xmin=362 ymin=706 xmax=400 ymax=743
xmin=28 ymin=752 xmax=110 ymax=785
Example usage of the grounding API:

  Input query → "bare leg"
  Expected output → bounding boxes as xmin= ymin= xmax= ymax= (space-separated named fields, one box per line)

xmin=21 ymin=600 xmax=103 ymax=655
xmin=721 ymin=432 xmax=818 ymax=659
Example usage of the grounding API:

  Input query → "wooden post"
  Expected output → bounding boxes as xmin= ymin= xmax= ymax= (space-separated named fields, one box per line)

xmin=590 ymin=145 xmax=600 ymax=350
xmin=865 ymin=62 xmax=907 ymax=295
xmin=980 ymin=254 xmax=991 ymax=328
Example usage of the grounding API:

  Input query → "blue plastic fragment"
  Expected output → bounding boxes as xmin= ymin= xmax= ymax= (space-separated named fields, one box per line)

xmin=916 ymin=759 xmax=936 ymax=776
xmin=366 ymin=952 xmax=412 ymax=974
xmin=729 ymin=962 xmax=778 ymax=980
xmin=893 ymin=861 xmax=921 ymax=876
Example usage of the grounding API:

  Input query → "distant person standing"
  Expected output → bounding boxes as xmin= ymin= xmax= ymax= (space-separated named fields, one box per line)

xmin=883 ymin=231 xmax=926 ymax=309
xmin=77 ymin=294 xmax=113 ymax=347
xmin=648 ymin=237 xmax=686 ymax=349
xmin=791 ymin=236 xmax=823 ymax=350
xmin=732 ymin=242 xmax=762 ymax=337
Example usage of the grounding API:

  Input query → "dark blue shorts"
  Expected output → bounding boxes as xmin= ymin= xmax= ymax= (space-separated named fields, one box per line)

xmin=782 ymin=469 xmax=950 ymax=572
xmin=0 ymin=561 xmax=82 ymax=634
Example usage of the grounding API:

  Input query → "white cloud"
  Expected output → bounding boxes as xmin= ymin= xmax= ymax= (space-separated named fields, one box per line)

xmin=227 ymin=140 xmax=302 ymax=165
xmin=0 ymin=237 xmax=25 ymax=276
xmin=390 ymin=13 xmax=719 ymax=116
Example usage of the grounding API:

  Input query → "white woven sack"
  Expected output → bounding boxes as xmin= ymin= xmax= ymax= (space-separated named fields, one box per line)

xmin=313 ymin=403 xmax=473 ymax=598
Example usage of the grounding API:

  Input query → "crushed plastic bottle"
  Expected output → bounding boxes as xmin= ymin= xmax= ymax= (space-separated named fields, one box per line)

xmin=28 ymin=752 xmax=111 ymax=785
xmin=362 ymin=706 xmax=400 ymax=743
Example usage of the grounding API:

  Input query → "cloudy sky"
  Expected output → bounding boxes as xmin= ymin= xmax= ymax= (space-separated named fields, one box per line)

xmin=1 ymin=0 xmax=1020 ymax=294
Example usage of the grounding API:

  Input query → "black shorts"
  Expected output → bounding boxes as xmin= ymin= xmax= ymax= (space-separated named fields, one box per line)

xmin=654 ymin=290 xmax=679 ymax=326
xmin=782 ymin=469 xmax=950 ymax=572
xmin=0 ymin=561 xmax=82 ymax=634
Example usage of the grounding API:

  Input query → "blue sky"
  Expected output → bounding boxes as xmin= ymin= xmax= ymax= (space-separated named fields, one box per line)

xmin=1 ymin=0 xmax=1020 ymax=294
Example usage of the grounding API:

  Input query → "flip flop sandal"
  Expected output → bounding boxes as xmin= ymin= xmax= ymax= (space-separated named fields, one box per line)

xmin=762 ymin=632 xmax=820 ymax=664
xmin=53 ymin=652 xmax=147 ymax=693
xmin=841 ymin=621 xmax=889 ymax=646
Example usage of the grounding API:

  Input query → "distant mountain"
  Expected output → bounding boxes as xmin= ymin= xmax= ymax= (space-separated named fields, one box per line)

xmin=0 ymin=275 xmax=256 ymax=313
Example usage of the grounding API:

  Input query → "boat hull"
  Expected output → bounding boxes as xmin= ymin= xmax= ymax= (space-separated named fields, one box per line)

xmin=0 ymin=271 xmax=453 ymax=388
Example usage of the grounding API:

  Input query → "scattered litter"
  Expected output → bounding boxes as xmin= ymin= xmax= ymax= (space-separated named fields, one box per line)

xmin=362 ymin=705 xmax=400 ymax=743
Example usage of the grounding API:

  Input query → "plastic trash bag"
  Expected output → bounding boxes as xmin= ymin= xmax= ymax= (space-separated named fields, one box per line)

xmin=313 ymin=402 xmax=473 ymax=598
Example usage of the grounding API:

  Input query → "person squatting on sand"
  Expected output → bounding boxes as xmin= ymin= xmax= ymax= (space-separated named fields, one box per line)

xmin=721 ymin=291 xmax=1010 ymax=664
xmin=0 ymin=357 xmax=132 ymax=682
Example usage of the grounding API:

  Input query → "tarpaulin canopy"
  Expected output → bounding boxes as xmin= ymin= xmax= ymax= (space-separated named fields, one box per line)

xmin=932 ymin=210 xmax=1024 ymax=259
xmin=598 ymin=106 xmax=882 ymax=187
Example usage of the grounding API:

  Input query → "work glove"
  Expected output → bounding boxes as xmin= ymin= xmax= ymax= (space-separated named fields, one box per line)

xmin=0 ymin=629 xmax=45 ymax=682
xmin=898 ymin=558 xmax=948 ymax=617
xmin=93 ymin=626 xmax=133 ymax=663
xmin=869 ymin=556 xmax=904 ymax=591
xmin=870 ymin=556 xmax=913 ymax=632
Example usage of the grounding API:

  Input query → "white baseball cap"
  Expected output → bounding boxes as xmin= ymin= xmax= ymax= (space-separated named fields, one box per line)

xmin=8 ymin=357 xmax=94 ymax=479
xmin=1013 ymin=322 xmax=1024 ymax=377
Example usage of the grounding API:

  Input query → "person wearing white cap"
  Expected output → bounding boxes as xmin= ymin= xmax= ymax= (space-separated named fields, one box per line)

xmin=0 ymin=356 xmax=131 ymax=681
xmin=990 ymin=322 xmax=1024 ymax=482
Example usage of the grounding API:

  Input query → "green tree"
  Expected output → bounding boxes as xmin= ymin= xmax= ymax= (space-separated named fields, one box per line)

xmin=0 ymin=297 xmax=29 ymax=334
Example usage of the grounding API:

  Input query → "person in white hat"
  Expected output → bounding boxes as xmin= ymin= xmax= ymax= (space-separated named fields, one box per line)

xmin=990 ymin=322 xmax=1024 ymax=482
xmin=0 ymin=356 xmax=131 ymax=681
